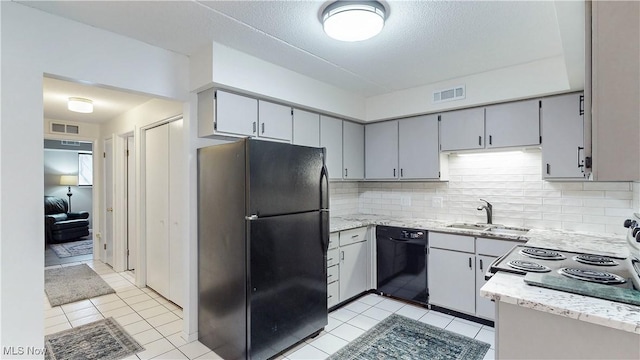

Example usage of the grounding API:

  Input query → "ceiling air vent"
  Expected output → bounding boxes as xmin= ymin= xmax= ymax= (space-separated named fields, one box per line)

xmin=50 ymin=122 xmax=80 ymax=135
xmin=433 ymin=85 xmax=465 ymax=103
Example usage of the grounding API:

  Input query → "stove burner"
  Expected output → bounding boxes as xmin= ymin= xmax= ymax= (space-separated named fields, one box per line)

xmin=558 ymin=268 xmax=627 ymax=285
xmin=519 ymin=247 xmax=566 ymax=260
xmin=573 ymin=254 xmax=619 ymax=266
xmin=507 ymin=260 xmax=552 ymax=273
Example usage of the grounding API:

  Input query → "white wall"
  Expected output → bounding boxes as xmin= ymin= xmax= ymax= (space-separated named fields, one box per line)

xmin=357 ymin=150 xmax=632 ymax=235
xmin=0 ymin=2 xmax=189 ymax=354
xmin=44 ymin=149 xmax=93 ymax=227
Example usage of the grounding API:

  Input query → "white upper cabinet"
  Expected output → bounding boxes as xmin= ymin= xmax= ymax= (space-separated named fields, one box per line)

xmin=398 ymin=115 xmax=440 ymax=179
xmin=215 ymin=90 xmax=258 ymax=137
xmin=485 ymin=99 xmax=540 ymax=148
xmin=320 ymin=115 xmax=343 ymax=180
xmin=292 ymin=109 xmax=320 ymax=147
xmin=365 ymin=121 xmax=399 ymax=179
xmin=343 ymin=121 xmax=365 ymax=180
xmin=440 ymin=108 xmax=485 ymax=151
xmin=258 ymin=100 xmax=292 ymax=142
xmin=541 ymin=93 xmax=585 ymax=179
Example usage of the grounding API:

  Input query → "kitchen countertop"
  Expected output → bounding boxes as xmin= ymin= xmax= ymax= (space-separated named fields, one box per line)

xmin=331 ymin=214 xmax=640 ymax=334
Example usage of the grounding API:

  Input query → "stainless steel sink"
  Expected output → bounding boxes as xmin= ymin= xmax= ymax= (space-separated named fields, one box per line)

xmin=446 ymin=223 xmax=491 ymax=231
xmin=485 ymin=226 xmax=530 ymax=236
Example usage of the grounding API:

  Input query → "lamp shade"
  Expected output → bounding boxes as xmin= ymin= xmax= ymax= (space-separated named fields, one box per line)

xmin=322 ymin=1 xmax=385 ymax=42
xmin=60 ymin=175 xmax=78 ymax=186
xmin=68 ymin=97 xmax=94 ymax=113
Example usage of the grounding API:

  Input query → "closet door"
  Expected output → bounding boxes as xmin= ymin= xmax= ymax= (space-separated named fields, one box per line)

xmin=169 ymin=119 xmax=184 ymax=307
xmin=145 ymin=124 xmax=170 ymax=297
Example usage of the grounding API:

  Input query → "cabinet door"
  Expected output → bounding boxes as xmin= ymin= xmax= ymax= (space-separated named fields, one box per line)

xmin=541 ymin=93 xmax=585 ymax=179
xmin=476 ymin=255 xmax=496 ymax=320
xmin=440 ymin=108 xmax=485 ymax=151
xmin=216 ymin=90 xmax=258 ymax=137
xmin=485 ymin=99 xmax=540 ymax=148
xmin=365 ymin=121 xmax=399 ymax=179
xmin=145 ymin=124 xmax=170 ymax=298
xmin=168 ymin=119 xmax=184 ymax=307
xmin=399 ymin=115 xmax=439 ymax=179
xmin=428 ymin=248 xmax=475 ymax=315
xmin=343 ymin=121 xmax=364 ymax=179
xmin=258 ymin=100 xmax=292 ymax=142
xmin=339 ymin=241 xmax=368 ymax=302
xmin=320 ymin=116 xmax=343 ymax=180
xmin=292 ymin=109 xmax=320 ymax=147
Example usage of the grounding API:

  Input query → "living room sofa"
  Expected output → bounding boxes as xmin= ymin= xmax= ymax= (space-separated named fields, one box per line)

xmin=44 ymin=196 xmax=90 ymax=244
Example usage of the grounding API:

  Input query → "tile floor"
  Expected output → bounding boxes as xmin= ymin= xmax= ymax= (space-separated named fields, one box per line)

xmin=45 ymin=260 xmax=494 ymax=360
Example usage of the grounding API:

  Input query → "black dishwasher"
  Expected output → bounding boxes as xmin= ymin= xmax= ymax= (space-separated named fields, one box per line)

xmin=376 ymin=226 xmax=428 ymax=305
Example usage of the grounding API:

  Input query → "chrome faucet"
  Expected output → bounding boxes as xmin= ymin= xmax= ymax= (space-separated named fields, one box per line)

xmin=477 ymin=199 xmax=493 ymax=224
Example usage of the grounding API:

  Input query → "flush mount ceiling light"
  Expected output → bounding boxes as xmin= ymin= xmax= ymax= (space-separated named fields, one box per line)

xmin=67 ymin=97 xmax=93 ymax=113
xmin=322 ymin=1 xmax=386 ymax=42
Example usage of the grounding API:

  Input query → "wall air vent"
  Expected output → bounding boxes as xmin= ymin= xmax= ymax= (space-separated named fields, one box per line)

xmin=50 ymin=122 xmax=80 ymax=135
xmin=433 ymin=85 xmax=466 ymax=103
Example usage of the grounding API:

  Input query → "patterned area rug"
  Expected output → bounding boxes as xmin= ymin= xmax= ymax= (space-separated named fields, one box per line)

xmin=329 ymin=314 xmax=490 ymax=360
xmin=45 ymin=264 xmax=115 ymax=307
xmin=50 ymin=239 xmax=93 ymax=258
xmin=45 ymin=317 xmax=144 ymax=360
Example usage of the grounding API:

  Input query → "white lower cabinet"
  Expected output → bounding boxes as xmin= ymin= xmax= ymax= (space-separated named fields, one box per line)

xmin=428 ymin=232 xmax=517 ymax=321
xmin=327 ymin=227 xmax=370 ymax=308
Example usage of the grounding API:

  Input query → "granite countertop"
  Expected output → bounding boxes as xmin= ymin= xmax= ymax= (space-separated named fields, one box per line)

xmin=331 ymin=214 xmax=640 ymax=334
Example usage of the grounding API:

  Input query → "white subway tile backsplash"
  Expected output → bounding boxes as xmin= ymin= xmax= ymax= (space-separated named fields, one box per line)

xmin=329 ymin=150 xmax=634 ymax=234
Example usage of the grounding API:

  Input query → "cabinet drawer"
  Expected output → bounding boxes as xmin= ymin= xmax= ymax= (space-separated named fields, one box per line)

xmin=429 ymin=232 xmax=474 ymax=253
xmin=476 ymin=238 xmax=518 ymax=257
xmin=328 ymin=281 xmax=339 ymax=308
xmin=327 ymin=264 xmax=339 ymax=284
xmin=327 ymin=248 xmax=339 ymax=267
xmin=329 ymin=232 xmax=339 ymax=250
xmin=340 ymin=227 xmax=367 ymax=246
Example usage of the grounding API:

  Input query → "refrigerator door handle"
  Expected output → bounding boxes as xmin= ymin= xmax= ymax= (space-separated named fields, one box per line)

xmin=320 ymin=163 xmax=330 ymax=252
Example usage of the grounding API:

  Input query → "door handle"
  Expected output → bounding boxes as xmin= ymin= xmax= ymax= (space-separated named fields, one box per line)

xmin=546 ymin=163 xmax=550 ymax=175
xmin=341 ymin=251 xmax=345 ymax=261
xmin=479 ymin=136 xmax=482 ymax=146
xmin=261 ymin=123 xmax=265 ymax=134
xmin=469 ymin=257 xmax=472 ymax=269
xmin=480 ymin=259 xmax=483 ymax=271
xmin=252 ymin=121 xmax=257 ymax=134
xmin=577 ymin=147 xmax=584 ymax=168
xmin=489 ymin=135 xmax=492 ymax=145
xmin=107 ymin=207 xmax=113 ymax=212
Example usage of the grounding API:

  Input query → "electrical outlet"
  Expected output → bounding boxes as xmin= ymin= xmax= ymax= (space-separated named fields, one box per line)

xmin=401 ymin=195 xmax=411 ymax=206
xmin=432 ymin=196 xmax=443 ymax=208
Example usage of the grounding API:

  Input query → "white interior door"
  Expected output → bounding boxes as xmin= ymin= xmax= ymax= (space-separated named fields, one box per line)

xmin=145 ymin=124 xmax=170 ymax=296
xmin=104 ymin=138 xmax=114 ymax=265
xmin=168 ymin=119 xmax=184 ymax=306
xmin=126 ymin=136 xmax=136 ymax=270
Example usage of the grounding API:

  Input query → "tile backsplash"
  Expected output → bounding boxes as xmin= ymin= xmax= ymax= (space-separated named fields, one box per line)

xmin=330 ymin=150 xmax=635 ymax=235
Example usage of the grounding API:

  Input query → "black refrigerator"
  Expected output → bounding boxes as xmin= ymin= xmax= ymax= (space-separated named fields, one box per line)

xmin=198 ymin=138 xmax=329 ymax=360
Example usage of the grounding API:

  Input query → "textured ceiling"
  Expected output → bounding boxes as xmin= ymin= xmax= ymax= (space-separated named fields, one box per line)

xmin=19 ymin=0 xmax=583 ymax=98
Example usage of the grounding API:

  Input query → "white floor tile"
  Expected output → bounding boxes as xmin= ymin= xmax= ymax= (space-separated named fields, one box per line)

xmin=70 ymin=314 xmax=104 ymax=327
xmin=329 ymin=323 xmax=365 ymax=342
xmin=374 ymin=298 xmax=405 ymax=313
xmin=131 ymin=299 xmax=162 ymax=312
xmin=44 ymin=322 xmax=72 ymax=335
xmin=96 ymin=299 xmax=129 ymax=313
xmin=308 ymin=333 xmax=348 ymax=355
xmin=347 ymin=314 xmax=380 ymax=331
xmin=136 ymin=338 xmax=177 ymax=360
xmin=475 ymin=328 xmax=495 ymax=349
xmin=45 ymin=314 xmax=69 ymax=328
xmin=90 ymin=293 xmax=121 ymax=306
xmin=173 ymin=309 xmax=184 ymax=319
xmin=124 ymin=320 xmax=154 ymax=336
xmin=418 ymin=312 xmax=453 ymax=328
xmin=342 ymin=301 xmax=371 ymax=314
xmin=483 ymin=348 xmax=495 ymax=360
xmin=153 ymin=348 xmax=188 ymax=359
xmin=166 ymin=332 xmax=188 ymax=348
xmin=138 ymin=305 xmax=170 ymax=319
xmin=287 ymin=344 xmax=329 ymax=360
xmin=360 ymin=307 xmax=392 ymax=321
xmin=357 ymin=294 xmax=385 ymax=306
xmin=115 ymin=312 xmax=144 ymax=326
xmin=429 ymin=310 xmax=454 ymax=320
xmin=328 ymin=308 xmax=358 ymax=323
xmin=163 ymin=302 xmax=181 ymax=312
xmin=445 ymin=319 xmax=482 ymax=338
xmin=155 ymin=319 xmax=183 ymax=337
xmin=395 ymin=304 xmax=428 ymax=320
xmin=118 ymin=288 xmax=146 ymax=299
xmin=66 ymin=306 xmax=100 ymax=321
xmin=324 ymin=316 xmax=343 ymax=332
xmin=179 ymin=340 xmax=211 ymax=359
xmin=124 ymin=293 xmax=154 ymax=305
xmin=61 ymin=299 xmax=93 ymax=313
xmin=44 ymin=307 xmax=64 ymax=319
xmin=132 ymin=328 xmax=164 ymax=345
xmin=101 ymin=305 xmax=135 ymax=318
xmin=147 ymin=312 xmax=181 ymax=328
xmin=194 ymin=351 xmax=223 ymax=359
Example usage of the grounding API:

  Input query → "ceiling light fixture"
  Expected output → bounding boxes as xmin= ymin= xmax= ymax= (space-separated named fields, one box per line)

xmin=322 ymin=1 xmax=386 ymax=42
xmin=68 ymin=97 xmax=93 ymax=113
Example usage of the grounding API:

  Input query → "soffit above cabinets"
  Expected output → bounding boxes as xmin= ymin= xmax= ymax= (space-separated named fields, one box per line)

xmin=19 ymin=1 xmax=584 ymax=98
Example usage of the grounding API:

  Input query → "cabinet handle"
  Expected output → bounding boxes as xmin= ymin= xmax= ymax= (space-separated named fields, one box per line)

xmin=478 ymin=136 xmax=482 ymax=146
xmin=400 ymin=168 xmax=404 ymax=177
xmin=393 ymin=168 xmax=396 ymax=177
xmin=351 ymin=234 xmax=359 ymax=238
xmin=579 ymin=95 xmax=584 ymax=116
xmin=253 ymin=121 xmax=257 ymax=134
xmin=546 ymin=163 xmax=550 ymax=175
xmin=480 ymin=259 xmax=483 ymax=271
xmin=261 ymin=122 xmax=265 ymax=134
xmin=345 ymin=168 xmax=348 ymax=177
xmin=327 ymin=258 xmax=333 ymax=262
xmin=577 ymin=147 xmax=584 ymax=168
xmin=341 ymin=251 xmax=345 ymax=261
xmin=328 ymin=274 xmax=333 ymax=278
xmin=469 ymin=257 xmax=472 ymax=269
xmin=328 ymin=295 xmax=333 ymax=299
xmin=489 ymin=135 xmax=492 ymax=145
